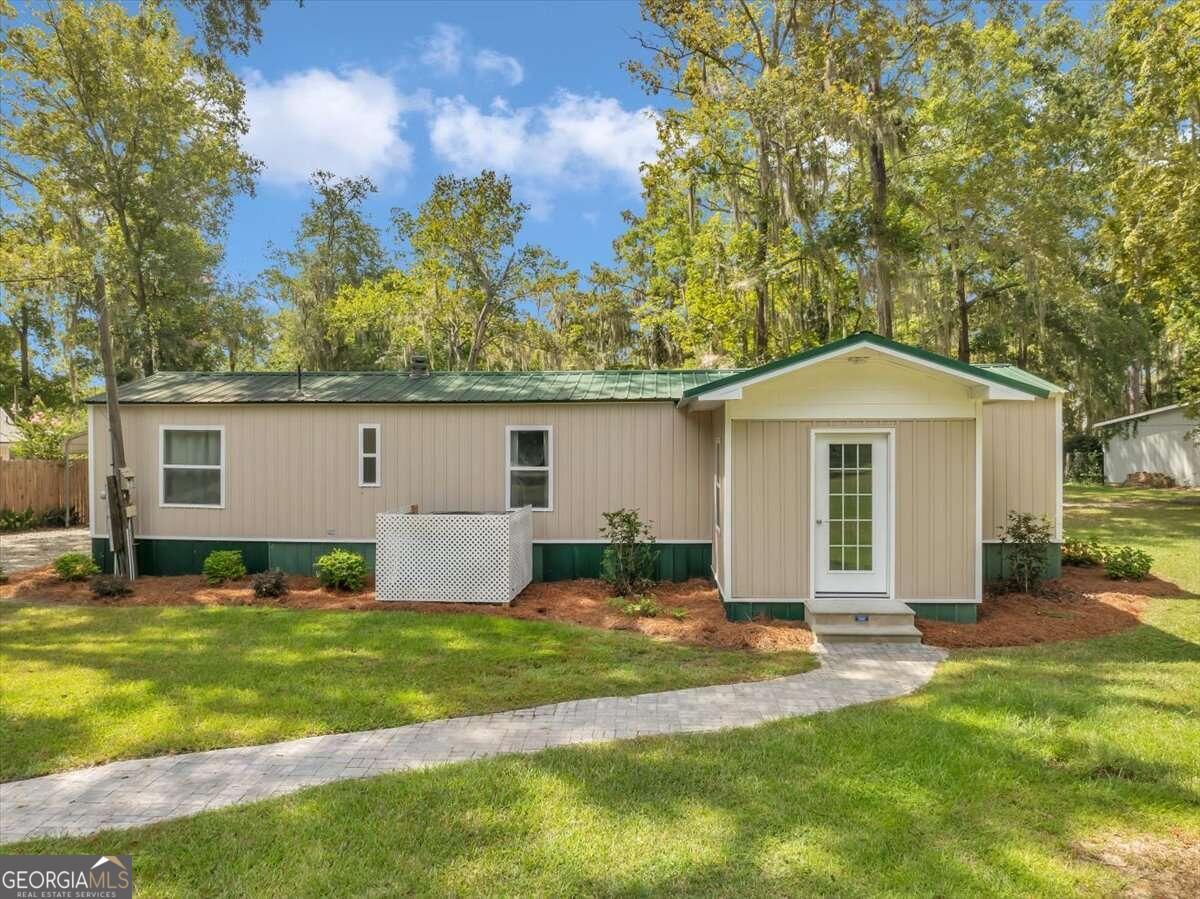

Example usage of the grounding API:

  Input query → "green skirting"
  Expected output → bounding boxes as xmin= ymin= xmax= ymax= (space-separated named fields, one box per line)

xmin=983 ymin=542 xmax=1062 ymax=582
xmin=906 ymin=603 xmax=978 ymax=623
xmin=91 ymin=537 xmax=711 ymax=582
xmin=722 ymin=601 xmax=806 ymax=622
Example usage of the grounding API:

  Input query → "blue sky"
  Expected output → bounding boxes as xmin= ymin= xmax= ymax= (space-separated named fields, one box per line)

xmin=217 ymin=0 xmax=660 ymax=284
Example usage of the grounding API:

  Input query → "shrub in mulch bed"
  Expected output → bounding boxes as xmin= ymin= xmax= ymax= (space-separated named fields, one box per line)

xmin=916 ymin=566 xmax=1181 ymax=649
xmin=0 ymin=567 xmax=811 ymax=652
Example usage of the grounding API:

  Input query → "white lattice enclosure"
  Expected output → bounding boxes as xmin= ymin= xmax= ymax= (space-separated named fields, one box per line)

xmin=375 ymin=507 xmax=533 ymax=603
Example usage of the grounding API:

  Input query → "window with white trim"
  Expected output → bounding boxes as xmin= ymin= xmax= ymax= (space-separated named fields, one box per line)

xmin=506 ymin=426 xmax=552 ymax=511
xmin=359 ymin=424 xmax=380 ymax=487
xmin=161 ymin=427 xmax=223 ymax=507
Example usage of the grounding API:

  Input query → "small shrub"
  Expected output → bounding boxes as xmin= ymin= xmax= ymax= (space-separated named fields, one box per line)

xmin=0 ymin=507 xmax=38 ymax=532
xmin=90 ymin=573 xmax=132 ymax=597
xmin=314 ymin=549 xmax=367 ymax=591
xmin=999 ymin=511 xmax=1054 ymax=593
xmin=1101 ymin=545 xmax=1152 ymax=580
xmin=1062 ymin=536 xmax=1104 ymax=567
xmin=609 ymin=594 xmax=662 ymax=617
xmin=251 ymin=568 xmax=289 ymax=598
xmin=669 ymin=607 xmax=689 ymax=621
xmin=53 ymin=552 xmax=100 ymax=581
xmin=599 ymin=507 xmax=659 ymax=597
xmin=202 ymin=549 xmax=247 ymax=585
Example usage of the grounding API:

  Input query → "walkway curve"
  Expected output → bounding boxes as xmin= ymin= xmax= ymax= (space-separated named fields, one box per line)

xmin=0 ymin=642 xmax=946 ymax=844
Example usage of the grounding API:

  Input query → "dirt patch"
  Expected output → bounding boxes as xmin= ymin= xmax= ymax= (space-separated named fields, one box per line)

xmin=917 ymin=565 xmax=1183 ymax=648
xmin=1074 ymin=830 xmax=1200 ymax=898
xmin=0 ymin=568 xmax=812 ymax=652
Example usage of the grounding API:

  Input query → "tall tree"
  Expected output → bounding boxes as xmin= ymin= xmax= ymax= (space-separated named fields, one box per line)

xmin=2 ymin=0 xmax=259 ymax=376
xmin=265 ymin=171 xmax=385 ymax=369
xmin=393 ymin=171 xmax=567 ymax=370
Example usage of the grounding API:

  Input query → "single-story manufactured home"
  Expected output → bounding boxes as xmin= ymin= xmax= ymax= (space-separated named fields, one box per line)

xmin=87 ymin=332 xmax=1065 ymax=623
xmin=1094 ymin=403 xmax=1199 ymax=487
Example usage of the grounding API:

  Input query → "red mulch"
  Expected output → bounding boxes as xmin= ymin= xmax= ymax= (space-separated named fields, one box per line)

xmin=917 ymin=565 xmax=1183 ymax=648
xmin=0 ymin=568 xmax=812 ymax=652
xmin=3 ymin=563 xmax=1183 ymax=652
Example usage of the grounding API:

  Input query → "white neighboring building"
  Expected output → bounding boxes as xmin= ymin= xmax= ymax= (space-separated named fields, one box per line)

xmin=1095 ymin=404 xmax=1200 ymax=487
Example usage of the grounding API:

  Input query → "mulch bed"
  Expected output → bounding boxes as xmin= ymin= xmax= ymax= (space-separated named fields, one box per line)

xmin=916 ymin=565 xmax=1182 ymax=649
xmin=0 ymin=568 xmax=812 ymax=652
xmin=3 ymin=563 xmax=1182 ymax=652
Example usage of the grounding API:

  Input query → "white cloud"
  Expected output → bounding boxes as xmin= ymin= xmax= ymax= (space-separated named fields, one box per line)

xmin=419 ymin=23 xmax=465 ymax=76
xmin=473 ymin=49 xmax=524 ymax=86
xmin=243 ymin=68 xmax=418 ymax=186
xmin=428 ymin=92 xmax=659 ymax=190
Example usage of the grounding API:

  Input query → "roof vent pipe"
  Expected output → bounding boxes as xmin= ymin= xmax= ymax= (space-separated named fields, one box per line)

xmin=409 ymin=354 xmax=430 ymax=379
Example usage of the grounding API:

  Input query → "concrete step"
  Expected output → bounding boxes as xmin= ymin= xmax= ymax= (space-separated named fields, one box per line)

xmin=805 ymin=598 xmax=916 ymax=629
xmin=807 ymin=611 xmax=915 ymax=627
xmin=806 ymin=598 xmax=912 ymax=615
xmin=810 ymin=623 xmax=924 ymax=645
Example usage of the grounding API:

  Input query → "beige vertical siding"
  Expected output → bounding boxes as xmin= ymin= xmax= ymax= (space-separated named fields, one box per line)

xmin=712 ymin=403 xmax=726 ymax=588
xmin=982 ymin=398 xmax=1058 ymax=539
xmin=91 ymin=402 xmax=713 ymax=541
xmin=730 ymin=419 xmax=976 ymax=600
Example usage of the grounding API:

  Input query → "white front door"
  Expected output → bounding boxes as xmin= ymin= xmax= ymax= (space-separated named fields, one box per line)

xmin=814 ymin=434 xmax=890 ymax=596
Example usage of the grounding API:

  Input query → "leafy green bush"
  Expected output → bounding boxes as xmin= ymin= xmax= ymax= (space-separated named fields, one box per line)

xmin=0 ymin=507 xmax=38 ymax=532
xmin=202 ymin=550 xmax=246 ymax=585
xmin=314 ymin=549 xmax=367 ymax=591
xmin=999 ymin=511 xmax=1054 ymax=593
xmin=1101 ymin=546 xmax=1153 ymax=580
xmin=1062 ymin=536 xmax=1105 ymax=566
xmin=609 ymin=594 xmax=662 ymax=617
xmin=599 ymin=508 xmax=659 ymax=597
xmin=90 ymin=574 xmax=132 ymax=597
xmin=669 ymin=607 xmax=689 ymax=621
xmin=252 ymin=568 xmax=289 ymax=598
xmin=53 ymin=552 xmax=100 ymax=581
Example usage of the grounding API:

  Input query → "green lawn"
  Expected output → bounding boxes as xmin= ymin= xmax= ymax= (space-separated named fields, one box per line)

xmin=0 ymin=604 xmax=812 ymax=781
xmin=6 ymin=487 xmax=1198 ymax=896
xmin=1064 ymin=484 xmax=1200 ymax=589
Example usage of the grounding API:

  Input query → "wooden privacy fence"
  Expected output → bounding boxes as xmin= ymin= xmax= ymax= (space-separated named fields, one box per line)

xmin=0 ymin=459 xmax=89 ymax=520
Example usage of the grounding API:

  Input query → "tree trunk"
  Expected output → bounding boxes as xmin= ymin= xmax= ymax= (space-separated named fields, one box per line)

xmin=868 ymin=127 xmax=893 ymax=337
xmin=17 ymin=299 xmax=32 ymax=407
xmin=754 ymin=131 xmax=771 ymax=359
xmin=866 ymin=67 xmax=893 ymax=338
xmin=95 ymin=271 xmax=134 ymax=577
xmin=953 ymin=254 xmax=969 ymax=362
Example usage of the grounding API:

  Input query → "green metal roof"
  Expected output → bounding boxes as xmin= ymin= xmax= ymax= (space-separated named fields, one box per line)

xmin=681 ymin=332 xmax=1063 ymax=400
xmin=86 ymin=369 xmax=741 ymax=405
xmin=86 ymin=335 xmax=1063 ymax=406
xmin=972 ymin=363 xmax=1064 ymax=395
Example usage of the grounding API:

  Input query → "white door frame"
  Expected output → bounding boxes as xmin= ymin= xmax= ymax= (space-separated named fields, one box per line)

xmin=809 ymin=427 xmax=896 ymax=598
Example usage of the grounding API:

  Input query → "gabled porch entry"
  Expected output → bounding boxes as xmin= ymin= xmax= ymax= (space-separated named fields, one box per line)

xmin=812 ymin=430 xmax=892 ymax=597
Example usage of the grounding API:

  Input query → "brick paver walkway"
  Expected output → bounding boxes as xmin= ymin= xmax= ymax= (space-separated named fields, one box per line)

xmin=0 ymin=643 xmax=946 ymax=843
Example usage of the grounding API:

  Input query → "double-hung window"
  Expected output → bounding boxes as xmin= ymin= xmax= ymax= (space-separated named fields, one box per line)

xmin=359 ymin=424 xmax=381 ymax=487
xmin=160 ymin=426 xmax=224 ymax=508
xmin=506 ymin=425 xmax=552 ymax=511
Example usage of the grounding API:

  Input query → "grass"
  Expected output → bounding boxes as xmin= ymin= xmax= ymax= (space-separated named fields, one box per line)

xmin=0 ymin=604 xmax=813 ymax=781
xmin=4 ymin=487 xmax=1197 ymax=896
xmin=1064 ymin=484 xmax=1200 ymax=589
